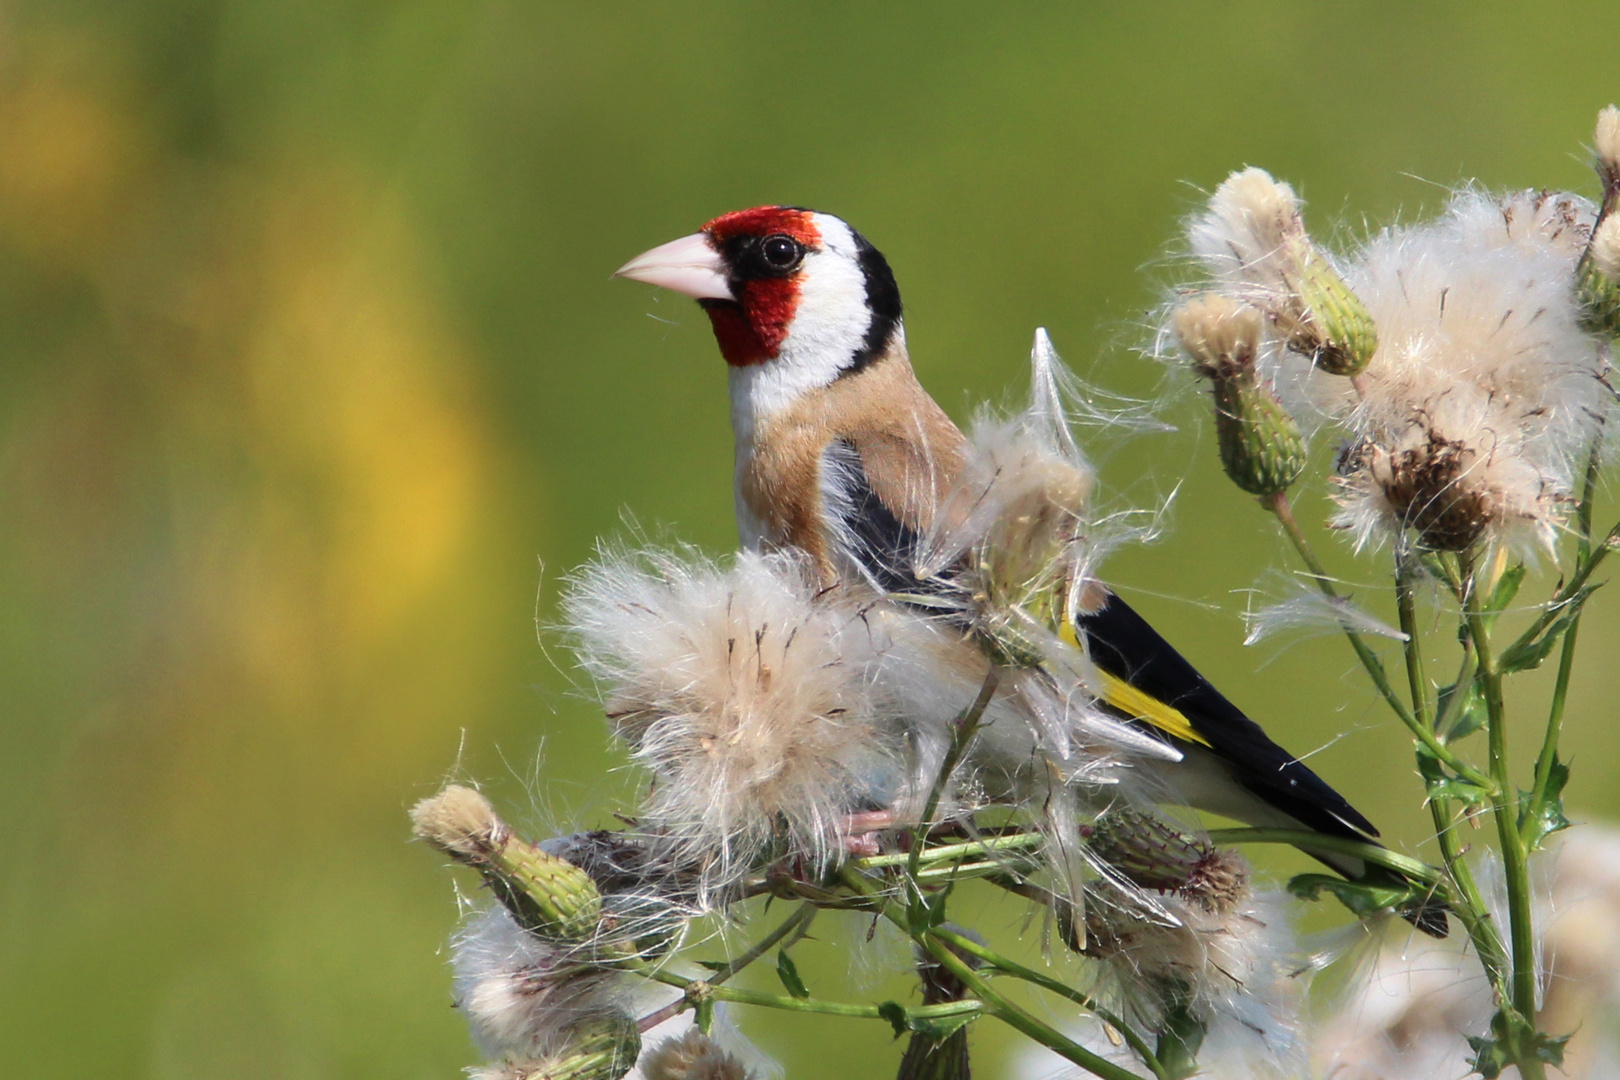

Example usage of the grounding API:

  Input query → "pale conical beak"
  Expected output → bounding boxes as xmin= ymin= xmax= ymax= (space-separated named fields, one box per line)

xmin=614 ymin=232 xmax=733 ymax=300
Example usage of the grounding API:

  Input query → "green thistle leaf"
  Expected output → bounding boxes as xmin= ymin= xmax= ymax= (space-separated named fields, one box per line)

xmin=775 ymin=949 xmax=810 ymax=999
xmin=1522 ymin=757 xmax=1573 ymax=850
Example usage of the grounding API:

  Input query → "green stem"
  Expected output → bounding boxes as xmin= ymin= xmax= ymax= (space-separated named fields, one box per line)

xmin=1268 ymin=492 xmax=1493 ymax=789
xmin=1394 ymin=553 xmax=1432 ymax=729
xmin=1463 ymin=557 xmax=1544 ymax=1078
xmin=840 ymin=866 xmax=1147 ymax=1080
xmin=1204 ymin=828 xmax=1441 ymax=885
xmin=637 ymin=966 xmax=982 ymax=1023
xmin=855 ymin=832 xmax=1044 ymax=870
xmin=1393 ymin=558 xmax=1510 ymax=988
xmin=1527 ymin=448 xmax=1602 ymax=839
xmin=635 ymin=903 xmax=818 ymax=1031
xmin=929 ymin=927 xmax=1167 ymax=1080
xmin=713 ymin=905 xmax=815 ymax=986
xmin=924 ymin=938 xmax=1148 ymax=1080
xmin=907 ymin=668 xmax=1001 ymax=890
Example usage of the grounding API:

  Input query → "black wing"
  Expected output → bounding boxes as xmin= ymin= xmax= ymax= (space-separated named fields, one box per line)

xmin=1076 ymin=590 xmax=1379 ymax=840
xmin=823 ymin=439 xmax=943 ymax=598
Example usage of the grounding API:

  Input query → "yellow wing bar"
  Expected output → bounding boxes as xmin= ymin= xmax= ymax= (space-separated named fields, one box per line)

xmin=1096 ymin=670 xmax=1212 ymax=748
xmin=1058 ymin=603 xmax=1211 ymax=748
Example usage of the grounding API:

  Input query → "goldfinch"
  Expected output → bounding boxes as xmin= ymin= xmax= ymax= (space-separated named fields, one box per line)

xmin=616 ymin=206 xmax=1445 ymax=935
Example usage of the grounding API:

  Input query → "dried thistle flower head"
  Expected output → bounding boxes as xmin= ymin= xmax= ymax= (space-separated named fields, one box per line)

xmin=1173 ymin=295 xmax=1307 ymax=497
xmin=899 ymin=332 xmax=1184 ymax=771
xmin=412 ymin=783 xmax=500 ymax=858
xmin=1189 ymin=168 xmax=1378 ymax=376
xmin=1084 ymin=883 xmax=1304 ymax=1074
xmin=1595 ymin=104 xmax=1620 ymax=198
xmin=469 ymin=1014 xmax=643 ymax=1080
xmin=1321 ymin=189 xmax=1613 ymax=552
xmin=919 ymin=329 xmax=1095 ymax=670
xmin=1592 ymin=215 xmax=1620 ymax=281
xmin=452 ymin=907 xmax=632 ymax=1064
xmin=563 ymin=547 xmax=900 ymax=898
xmin=1173 ymin=294 xmax=1263 ymax=380
xmin=640 ymin=1029 xmax=753 ymax=1080
xmin=1087 ymin=808 xmax=1252 ymax=915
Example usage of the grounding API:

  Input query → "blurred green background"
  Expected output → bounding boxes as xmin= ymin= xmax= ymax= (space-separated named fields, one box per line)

xmin=2 ymin=2 xmax=1617 ymax=1077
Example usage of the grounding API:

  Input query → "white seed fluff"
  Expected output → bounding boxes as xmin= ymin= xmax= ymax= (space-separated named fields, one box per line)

xmin=1325 ymin=189 xmax=1610 ymax=551
xmin=451 ymin=906 xmax=625 ymax=1060
xmin=640 ymin=1029 xmax=754 ymax=1080
xmin=563 ymin=547 xmax=900 ymax=897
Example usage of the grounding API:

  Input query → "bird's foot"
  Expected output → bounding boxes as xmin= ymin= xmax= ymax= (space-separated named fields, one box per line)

xmin=842 ymin=809 xmax=899 ymax=856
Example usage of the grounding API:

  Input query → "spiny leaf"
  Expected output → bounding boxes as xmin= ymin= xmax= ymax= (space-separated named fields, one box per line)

xmin=1437 ymin=678 xmax=1487 ymax=742
xmin=1522 ymin=757 xmax=1573 ymax=850
xmin=1501 ymin=584 xmax=1601 ymax=672
xmin=1468 ymin=1033 xmax=1509 ymax=1079
xmin=1487 ymin=563 xmax=1527 ymax=614
xmin=1428 ymin=777 xmax=1492 ymax=806
xmin=775 ymin=949 xmax=810 ymax=999
xmin=877 ymin=1000 xmax=976 ymax=1042
xmin=1535 ymin=1031 xmax=1572 ymax=1068
xmin=1288 ymin=873 xmax=1417 ymax=917
xmin=908 ymin=882 xmax=953 ymax=934
xmin=878 ymin=1001 xmax=910 ymax=1039
xmin=1500 ymin=615 xmax=1576 ymax=672
xmin=1414 ymin=744 xmax=1487 ymax=803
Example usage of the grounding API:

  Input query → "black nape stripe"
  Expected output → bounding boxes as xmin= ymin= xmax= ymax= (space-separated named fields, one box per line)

xmin=842 ymin=228 xmax=902 ymax=378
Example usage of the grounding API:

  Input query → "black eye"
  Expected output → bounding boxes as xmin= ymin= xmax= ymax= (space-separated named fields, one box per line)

xmin=759 ymin=234 xmax=803 ymax=270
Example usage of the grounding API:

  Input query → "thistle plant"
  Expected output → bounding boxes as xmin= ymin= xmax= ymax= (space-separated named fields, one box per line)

xmin=412 ymin=107 xmax=1620 ymax=1080
xmin=1167 ymin=106 xmax=1620 ymax=1080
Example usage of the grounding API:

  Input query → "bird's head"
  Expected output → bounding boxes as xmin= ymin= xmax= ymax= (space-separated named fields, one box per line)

xmin=616 ymin=207 xmax=903 ymax=384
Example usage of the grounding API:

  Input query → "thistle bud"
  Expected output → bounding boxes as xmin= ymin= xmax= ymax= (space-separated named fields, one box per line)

xmin=1087 ymin=808 xmax=1251 ymax=915
xmin=1594 ymin=104 xmax=1620 ymax=208
xmin=413 ymin=785 xmax=603 ymax=940
xmin=548 ymin=1015 xmax=643 ymax=1080
xmin=1578 ymin=106 xmax=1620 ymax=336
xmin=1192 ymin=168 xmax=1379 ymax=376
xmin=1174 ymin=296 xmax=1308 ymax=497
xmin=1579 ymin=216 xmax=1620 ymax=336
xmin=1288 ymin=240 xmax=1380 ymax=376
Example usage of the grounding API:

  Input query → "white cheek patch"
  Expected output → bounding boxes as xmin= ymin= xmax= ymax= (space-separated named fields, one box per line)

xmin=729 ymin=215 xmax=877 ymax=426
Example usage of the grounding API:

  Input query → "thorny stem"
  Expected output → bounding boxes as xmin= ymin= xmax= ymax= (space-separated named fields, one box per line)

xmin=635 ymin=904 xmax=817 ymax=1032
xmin=1528 ymin=447 xmax=1604 ymax=838
xmin=1462 ymin=553 xmax=1545 ymax=1079
xmin=1267 ymin=491 xmax=1493 ymax=790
